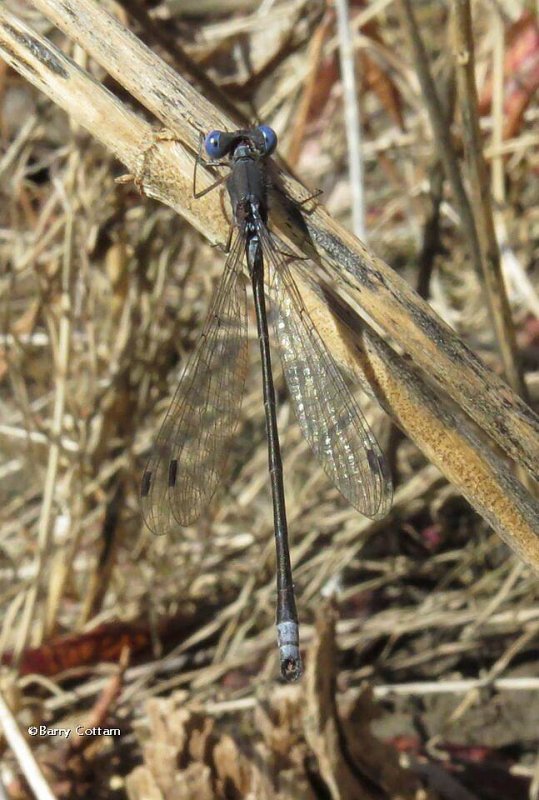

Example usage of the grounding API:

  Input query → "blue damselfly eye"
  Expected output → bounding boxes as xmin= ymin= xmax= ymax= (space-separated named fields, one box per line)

xmin=257 ymin=125 xmax=277 ymax=155
xmin=204 ymin=130 xmax=229 ymax=159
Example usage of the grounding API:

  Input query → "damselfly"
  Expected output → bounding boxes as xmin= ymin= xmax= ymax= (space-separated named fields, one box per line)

xmin=140 ymin=126 xmax=393 ymax=681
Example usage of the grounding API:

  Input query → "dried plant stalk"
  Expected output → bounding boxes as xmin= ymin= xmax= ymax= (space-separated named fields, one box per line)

xmin=399 ymin=0 xmax=528 ymax=402
xmin=450 ymin=0 xmax=528 ymax=400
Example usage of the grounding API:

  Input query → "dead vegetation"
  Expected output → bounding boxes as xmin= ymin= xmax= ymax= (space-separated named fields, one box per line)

xmin=0 ymin=1 xmax=538 ymax=799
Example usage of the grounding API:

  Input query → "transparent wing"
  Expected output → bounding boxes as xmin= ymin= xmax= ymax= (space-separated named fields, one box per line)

xmin=260 ymin=228 xmax=393 ymax=520
xmin=140 ymin=233 xmax=248 ymax=534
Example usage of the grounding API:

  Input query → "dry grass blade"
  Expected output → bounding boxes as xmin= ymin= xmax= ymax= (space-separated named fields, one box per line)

xmin=450 ymin=0 xmax=528 ymax=401
xmin=398 ymin=0 xmax=529 ymax=404
xmin=334 ymin=0 xmax=366 ymax=238
xmin=0 ymin=687 xmax=56 ymax=800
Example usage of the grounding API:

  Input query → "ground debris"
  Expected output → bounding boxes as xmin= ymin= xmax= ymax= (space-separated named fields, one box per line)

xmin=126 ymin=602 xmax=433 ymax=800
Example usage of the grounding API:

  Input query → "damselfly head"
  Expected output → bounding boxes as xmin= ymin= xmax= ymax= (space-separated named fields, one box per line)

xmin=204 ymin=127 xmax=278 ymax=160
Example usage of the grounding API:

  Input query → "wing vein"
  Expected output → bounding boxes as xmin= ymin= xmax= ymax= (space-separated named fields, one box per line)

xmin=260 ymin=227 xmax=392 ymax=519
xmin=140 ymin=234 xmax=248 ymax=534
